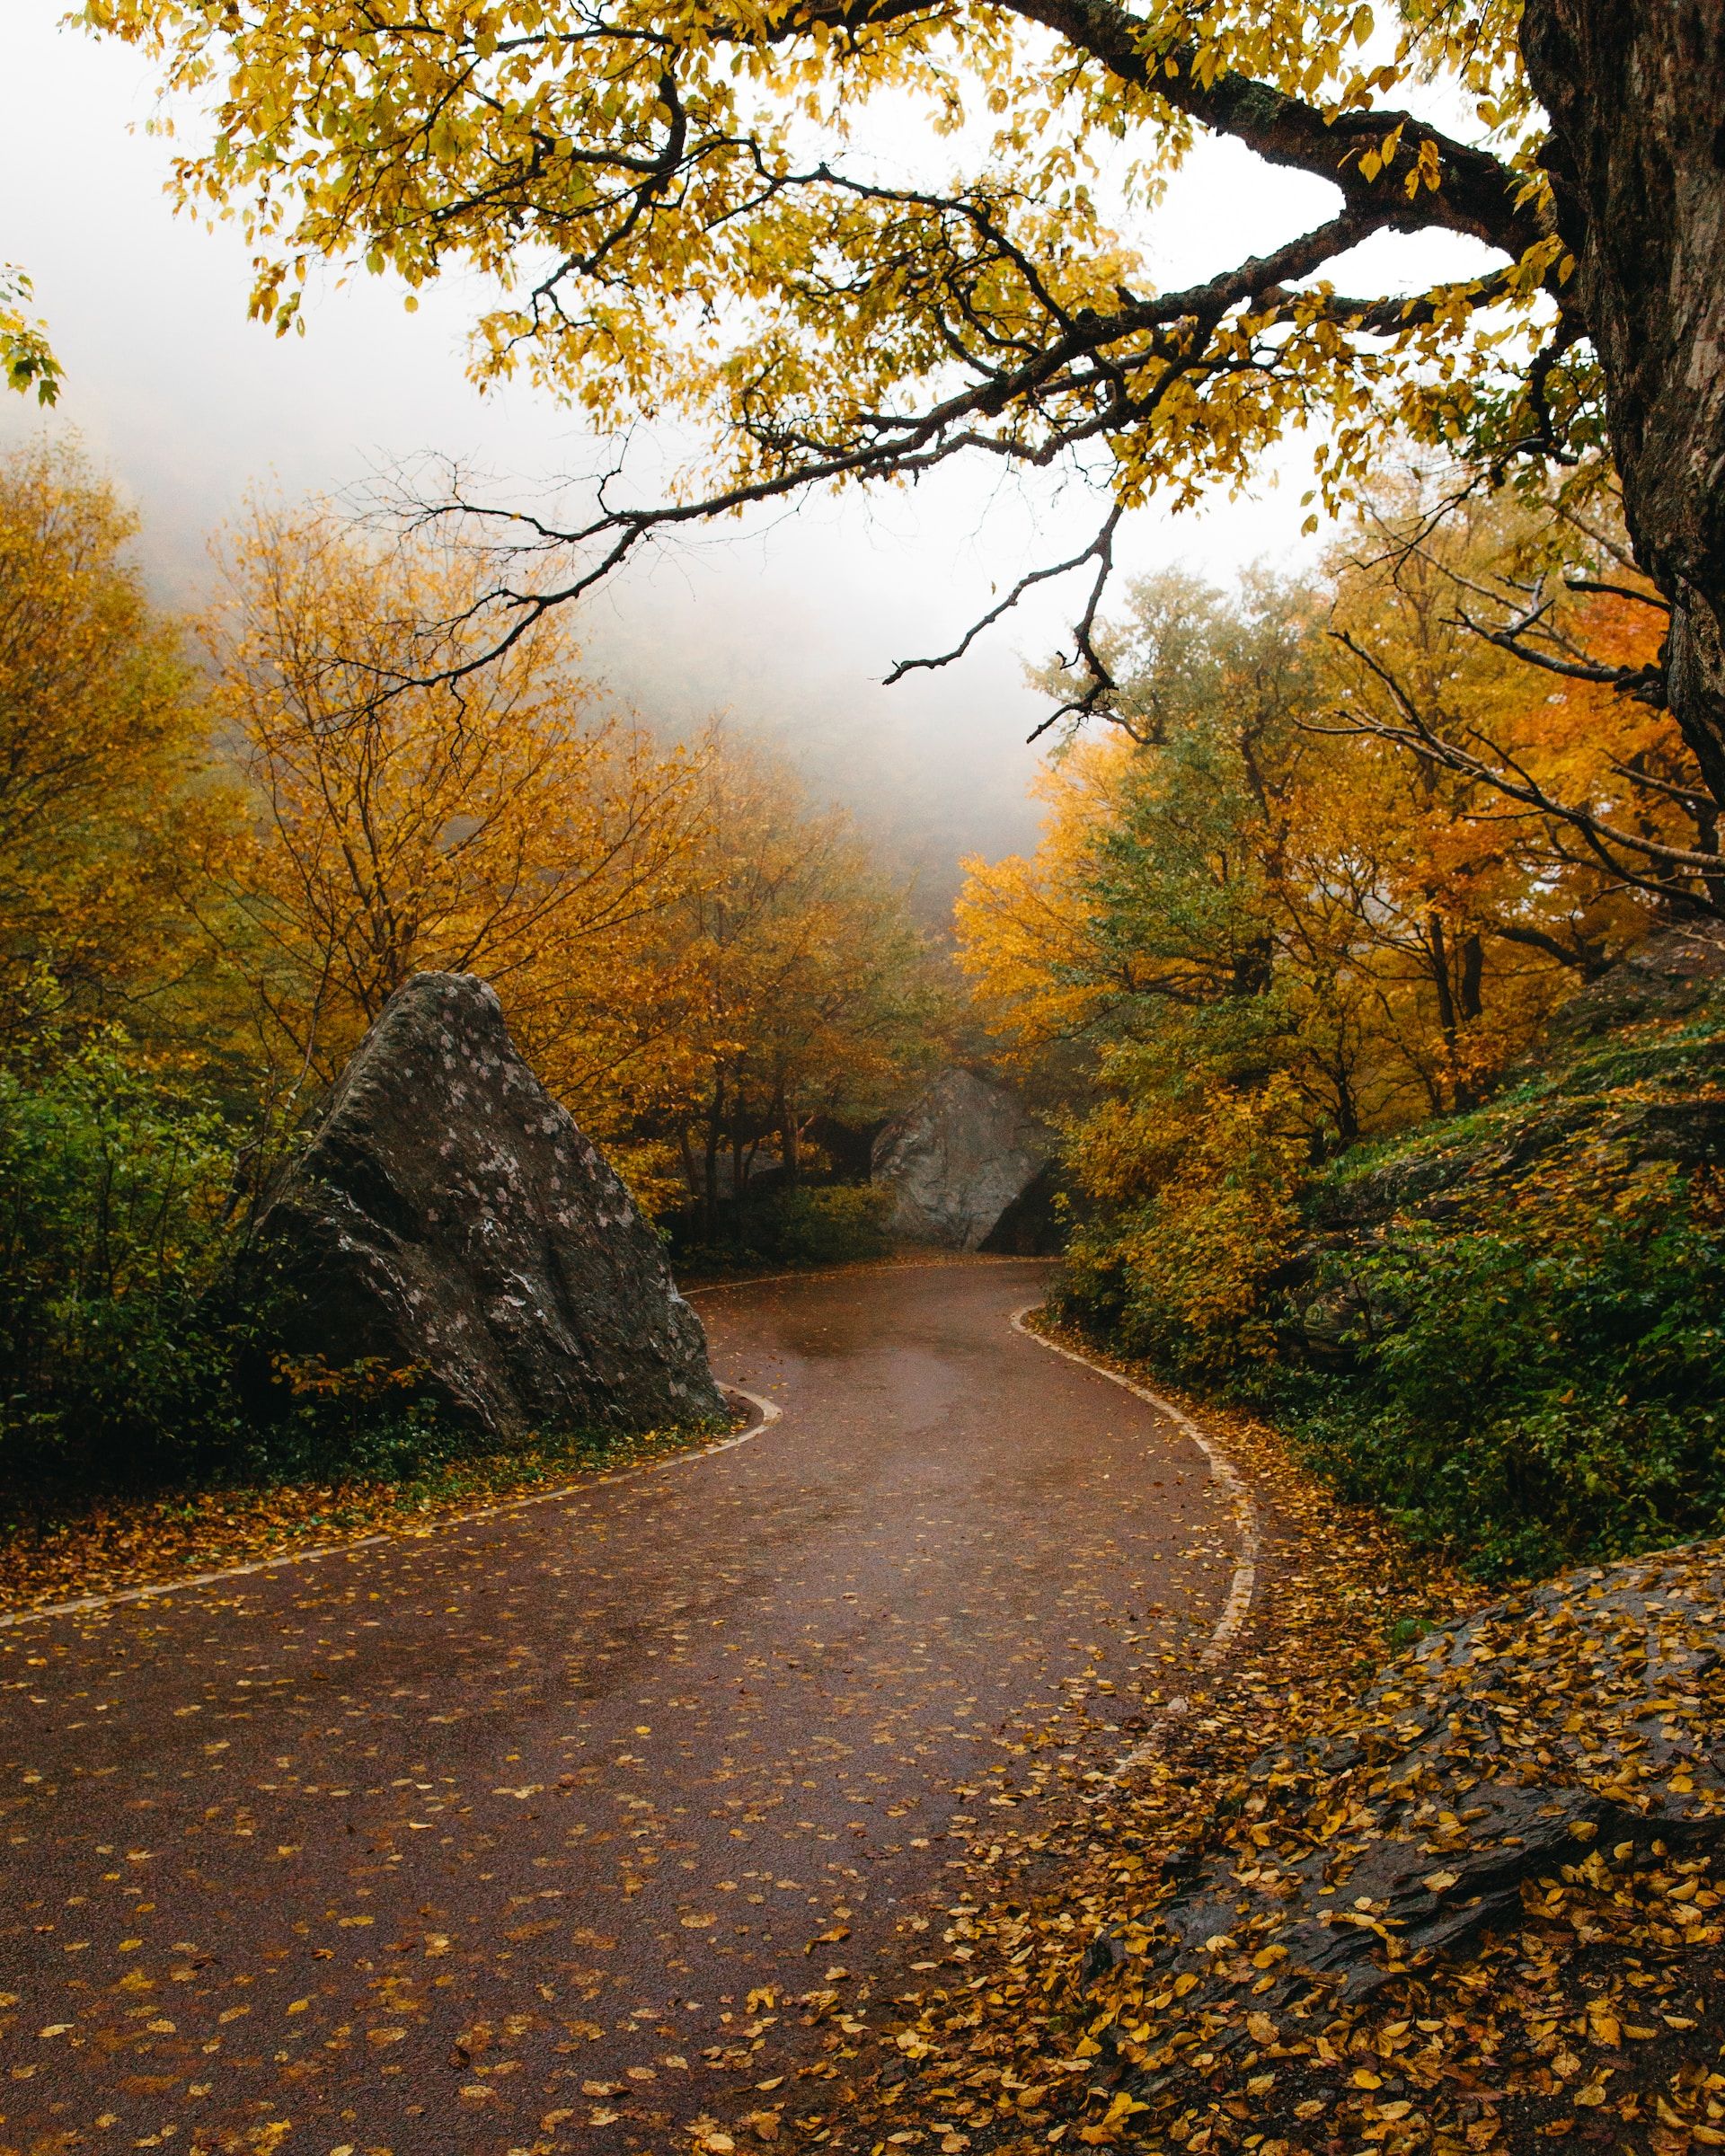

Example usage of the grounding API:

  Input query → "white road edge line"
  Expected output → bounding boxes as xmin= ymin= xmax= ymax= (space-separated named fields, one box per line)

xmin=0 ymin=1388 xmax=783 ymax=1634
xmin=1010 ymin=1304 xmax=1261 ymax=1777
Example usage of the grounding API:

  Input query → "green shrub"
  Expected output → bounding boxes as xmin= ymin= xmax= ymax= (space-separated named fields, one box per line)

xmin=0 ymin=1038 xmax=248 ymax=1496
xmin=0 ymin=1040 xmax=571 ymax=1515
xmin=752 ymin=1184 xmax=894 ymax=1266
xmin=679 ymin=1181 xmax=895 ymax=1273
xmin=1055 ymin=1059 xmax=1725 ymax=1578
xmin=226 ymin=1358 xmax=610 ymax=1492
xmin=1281 ymin=1165 xmax=1725 ymax=1576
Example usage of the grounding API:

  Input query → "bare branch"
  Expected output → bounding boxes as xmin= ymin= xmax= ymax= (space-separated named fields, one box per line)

xmin=1037 ymin=500 xmax=1128 ymax=740
xmin=884 ymin=507 xmax=1121 ymax=687
xmin=1322 ymin=630 xmax=1723 ymax=905
xmin=1456 ymin=605 xmax=1664 ymax=695
xmin=1565 ymin=575 xmax=1670 ymax=613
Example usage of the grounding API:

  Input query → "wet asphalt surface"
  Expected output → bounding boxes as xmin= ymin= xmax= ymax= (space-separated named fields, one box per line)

xmin=0 ymin=1258 xmax=1241 ymax=2156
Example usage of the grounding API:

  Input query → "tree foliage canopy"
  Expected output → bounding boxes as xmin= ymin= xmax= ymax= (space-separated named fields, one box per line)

xmin=960 ymin=491 xmax=1677 ymax=1154
xmin=204 ymin=505 xmax=710 ymax=1121
xmin=0 ymin=443 xmax=232 ymax=1047
xmin=92 ymin=0 xmax=1588 ymax=703
xmin=957 ymin=510 xmax=1725 ymax=1579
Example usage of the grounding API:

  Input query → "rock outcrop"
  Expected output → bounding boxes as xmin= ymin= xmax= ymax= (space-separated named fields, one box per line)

xmin=247 ymin=972 xmax=726 ymax=1436
xmin=871 ymin=1069 xmax=1052 ymax=1250
xmin=1088 ymin=1543 xmax=1725 ymax=2047
xmin=1547 ymin=924 xmax=1725 ymax=1043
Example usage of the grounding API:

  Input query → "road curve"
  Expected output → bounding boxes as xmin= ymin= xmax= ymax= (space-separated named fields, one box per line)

xmin=0 ymin=1258 xmax=1244 ymax=2156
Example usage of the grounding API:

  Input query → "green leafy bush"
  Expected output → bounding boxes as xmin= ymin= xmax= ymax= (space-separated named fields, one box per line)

xmin=755 ymin=1185 xmax=894 ymax=1266
xmin=0 ymin=1038 xmax=612 ymax=1515
xmin=680 ymin=1182 xmax=895 ymax=1273
xmin=0 ymin=1038 xmax=247 ymax=1495
xmin=1055 ymin=1020 xmax=1725 ymax=1579
xmin=1282 ymin=1161 xmax=1725 ymax=1577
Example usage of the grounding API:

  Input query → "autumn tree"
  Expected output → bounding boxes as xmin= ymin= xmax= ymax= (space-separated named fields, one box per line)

xmin=0 ymin=441 xmax=234 ymax=1050
xmin=959 ymin=522 xmax=1686 ymax=1362
xmin=961 ymin=511 xmax=1676 ymax=1167
xmin=966 ymin=573 xmax=1391 ymax=1147
xmin=206 ymin=505 xmax=711 ymax=1141
xmin=1322 ymin=482 xmax=1717 ymax=923
xmin=656 ymin=740 xmax=951 ymax=1233
xmin=92 ymin=0 xmax=1725 ymax=800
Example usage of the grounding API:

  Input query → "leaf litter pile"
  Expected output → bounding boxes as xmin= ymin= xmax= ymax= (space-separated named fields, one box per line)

xmin=769 ymin=1325 xmax=1725 ymax=2156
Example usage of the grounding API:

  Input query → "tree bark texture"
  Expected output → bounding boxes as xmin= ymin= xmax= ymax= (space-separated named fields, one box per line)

xmin=1521 ymin=0 xmax=1725 ymax=803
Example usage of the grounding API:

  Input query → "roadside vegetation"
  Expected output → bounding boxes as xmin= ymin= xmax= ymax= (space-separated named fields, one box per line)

xmin=7 ymin=0 xmax=1724 ymax=2145
xmin=960 ymin=480 xmax=1725 ymax=1581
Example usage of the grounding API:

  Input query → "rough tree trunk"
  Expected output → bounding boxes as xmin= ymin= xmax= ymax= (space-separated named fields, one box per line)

xmin=1520 ymin=0 xmax=1725 ymax=803
xmin=703 ymin=1081 xmax=724 ymax=1241
xmin=1428 ymin=913 xmax=1460 ymax=1054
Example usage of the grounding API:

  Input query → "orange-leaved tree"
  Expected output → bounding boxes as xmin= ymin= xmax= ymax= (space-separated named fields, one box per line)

xmin=203 ymin=505 xmax=712 ymax=1151
xmin=656 ymin=739 xmax=953 ymax=1234
xmin=957 ymin=499 xmax=1679 ymax=1365
xmin=0 ymin=441 xmax=240 ymax=1053
xmin=1323 ymin=483 xmax=1708 ymax=943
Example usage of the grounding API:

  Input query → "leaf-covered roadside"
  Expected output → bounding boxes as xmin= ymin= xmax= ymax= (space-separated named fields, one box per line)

xmin=0 ymin=1413 xmax=738 ymax=1621
xmin=749 ymin=1323 xmax=1481 ymax=2155
xmin=801 ymin=1330 xmax=1725 ymax=2156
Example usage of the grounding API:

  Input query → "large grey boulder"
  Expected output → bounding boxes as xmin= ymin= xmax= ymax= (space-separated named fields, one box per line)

xmin=248 ymin=972 xmax=725 ymax=1437
xmin=871 ymin=1069 xmax=1051 ymax=1250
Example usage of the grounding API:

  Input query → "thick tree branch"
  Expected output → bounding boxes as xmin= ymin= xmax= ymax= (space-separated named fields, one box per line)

xmin=1564 ymin=575 xmax=1669 ymax=614
xmin=1456 ymin=606 xmax=1665 ymax=702
xmin=794 ymin=0 xmax=1553 ymax=266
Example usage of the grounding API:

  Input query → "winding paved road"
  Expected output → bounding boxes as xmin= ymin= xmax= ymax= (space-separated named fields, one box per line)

xmin=0 ymin=1259 xmax=1244 ymax=2156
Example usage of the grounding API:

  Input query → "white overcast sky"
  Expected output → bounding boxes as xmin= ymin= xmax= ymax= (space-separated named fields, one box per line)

xmin=2 ymin=0 xmax=1494 ymax=897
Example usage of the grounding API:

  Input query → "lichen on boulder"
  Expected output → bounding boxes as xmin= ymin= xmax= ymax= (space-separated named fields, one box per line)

xmin=246 ymin=972 xmax=726 ymax=1437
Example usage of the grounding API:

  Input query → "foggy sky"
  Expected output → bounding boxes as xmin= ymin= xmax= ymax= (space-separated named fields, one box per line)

xmin=3 ymin=3 xmax=1492 ymax=907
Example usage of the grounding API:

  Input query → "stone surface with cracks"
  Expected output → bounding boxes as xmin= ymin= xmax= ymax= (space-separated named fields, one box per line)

xmin=246 ymin=970 xmax=726 ymax=1437
xmin=871 ymin=1068 xmax=1051 ymax=1251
